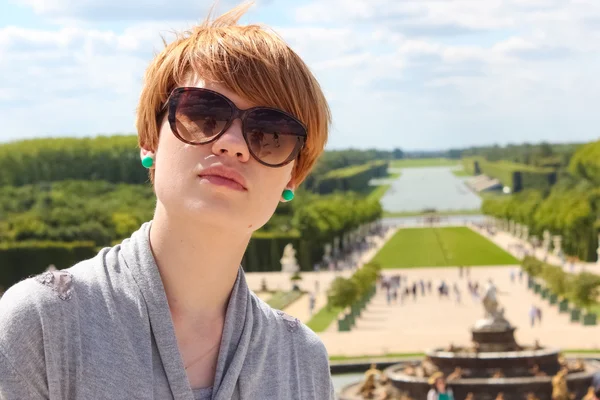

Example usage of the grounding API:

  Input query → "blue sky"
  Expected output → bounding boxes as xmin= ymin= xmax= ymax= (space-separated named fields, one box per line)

xmin=1 ymin=0 xmax=599 ymax=151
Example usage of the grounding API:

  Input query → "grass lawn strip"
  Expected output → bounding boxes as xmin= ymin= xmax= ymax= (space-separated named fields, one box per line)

xmin=306 ymin=305 xmax=343 ymax=332
xmin=266 ymin=290 xmax=304 ymax=311
xmin=452 ymin=169 xmax=471 ymax=177
xmin=371 ymin=227 xmax=519 ymax=268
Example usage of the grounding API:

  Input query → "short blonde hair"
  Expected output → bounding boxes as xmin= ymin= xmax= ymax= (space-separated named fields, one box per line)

xmin=136 ymin=2 xmax=331 ymax=185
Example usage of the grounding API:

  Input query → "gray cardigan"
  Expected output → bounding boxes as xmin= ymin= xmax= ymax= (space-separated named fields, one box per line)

xmin=0 ymin=222 xmax=335 ymax=399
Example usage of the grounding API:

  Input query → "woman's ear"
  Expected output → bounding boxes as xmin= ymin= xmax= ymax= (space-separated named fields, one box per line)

xmin=280 ymin=177 xmax=296 ymax=203
xmin=140 ymin=148 xmax=156 ymax=169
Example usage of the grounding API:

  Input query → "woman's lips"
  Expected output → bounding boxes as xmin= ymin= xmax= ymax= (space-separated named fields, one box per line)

xmin=197 ymin=175 xmax=246 ymax=191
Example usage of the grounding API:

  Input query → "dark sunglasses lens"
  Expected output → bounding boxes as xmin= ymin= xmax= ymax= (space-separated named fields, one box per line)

xmin=244 ymin=109 xmax=305 ymax=166
xmin=174 ymin=90 xmax=231 ymax=143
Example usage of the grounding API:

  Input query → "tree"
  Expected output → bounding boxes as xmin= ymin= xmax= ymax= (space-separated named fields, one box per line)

xmin=568 ymin=272 xmax=600 ymax=309
xmin=327 ymin=277 xmax=359 ymax=309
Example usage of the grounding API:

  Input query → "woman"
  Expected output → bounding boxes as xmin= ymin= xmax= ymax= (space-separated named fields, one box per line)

xmin=427 ymin=373 xmax=455 ymax=400
xmin=0 ymin=3 xmax=332 ymax=400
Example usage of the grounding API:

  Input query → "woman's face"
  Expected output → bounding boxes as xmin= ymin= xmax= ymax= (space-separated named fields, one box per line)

xmin=151 ymin=79 xmax=296 ymax=233
xmin=435 ymin=378 xmax=446 ymax=391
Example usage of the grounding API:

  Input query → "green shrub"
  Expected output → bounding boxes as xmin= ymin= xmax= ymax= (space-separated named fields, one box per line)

xmin=541 ymin=265 xmax=572 ymax=297
xmin=266 ymin=290 xmax=304 ymax=310
xmin=314 ymin=161 xmax=388 ymax=194
xmin=568 ymin=272 xmax=600 ymax=309
xmin=0 ymin=241 xmax=97 ymax=289
xmin=522 ymin=256 xmax=543 ymax=277
xmin=327 ymin=277 xmax=360 ymax=309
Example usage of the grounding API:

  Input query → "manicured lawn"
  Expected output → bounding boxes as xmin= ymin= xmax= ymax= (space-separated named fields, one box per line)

xmin=306 ymin=305 xmax=342 ymax=332
xmin=390 ymin=158 xmax=459 ymax=168
xmin=371 ymin=227 xmax=519 ymax=268
xmin=452 ymin=169 xmax=471 ymax=177
xmin=366 ymin=185 xmax=391 ymax=201
xmin=363 ymin=172 xmax=401 ymax=201
xmin=266 ymin=290 xmax=303 ymax=310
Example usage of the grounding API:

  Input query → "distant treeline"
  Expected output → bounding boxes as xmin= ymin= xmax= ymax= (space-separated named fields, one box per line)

xmin=459 ymin=142 xmax=581 ymax=169
xmin=0 ymin=135 xmax=404 ymax=189
xmin=0 ymin=136 xmax=146 ymax=187
xmin=0 ymin=136 xmax=389 ymax=289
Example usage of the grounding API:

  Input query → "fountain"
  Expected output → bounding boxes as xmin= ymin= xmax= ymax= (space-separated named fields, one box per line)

xmin=339 ymin=280 xmax=600 ymax=400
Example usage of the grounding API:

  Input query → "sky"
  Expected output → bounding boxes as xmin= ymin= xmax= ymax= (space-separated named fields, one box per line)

xmin=1 ymin=0 xmax=599 ymax=151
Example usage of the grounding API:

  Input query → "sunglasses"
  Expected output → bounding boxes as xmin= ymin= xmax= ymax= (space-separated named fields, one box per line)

xmin=162 ymin=87 xmax=307 ymax=167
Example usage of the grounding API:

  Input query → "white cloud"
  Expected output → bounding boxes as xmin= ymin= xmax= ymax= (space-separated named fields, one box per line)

xmin=2 ymin=0 xmax=600 ymax=149
xmin=12 ymin=0 xmax=246 ymax=21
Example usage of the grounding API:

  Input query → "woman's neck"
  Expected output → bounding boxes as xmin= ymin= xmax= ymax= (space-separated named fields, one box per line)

xmin=149 ymin=203 xmax=251 ymax=325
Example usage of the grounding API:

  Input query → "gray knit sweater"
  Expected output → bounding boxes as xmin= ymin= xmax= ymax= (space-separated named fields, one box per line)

xmin=0 ymin=222 xmax=335 ymax=399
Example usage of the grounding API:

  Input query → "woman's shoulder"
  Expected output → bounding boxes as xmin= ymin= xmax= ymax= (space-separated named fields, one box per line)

xmin=248 ymin=291 xmax=329 ymax=357
xmin=247 ymin=290 xmax=334 ymax=398
xmin=0 ymin=244 xmax=134 ymax=346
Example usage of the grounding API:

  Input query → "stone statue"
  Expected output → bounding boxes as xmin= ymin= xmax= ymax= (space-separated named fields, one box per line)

xmin=280 ymin=244 xmax=299 ymax=273
xmin=358 ymin=373 xmax=377 ymax=398
xmin=551 ymin=367 xmax=570 ymax=400
xmin=597 ymin=233 xmax=600 ymax=265
xmin=523 ymin=226 xmax=530 ymax=241
xmin=365 ymin=363 xmax=382 ymax=378
xmin=358 ymin=364 xmax=395 ymax=400
xmin=280 ymin=244 xmax=300 ymax=291
xmin=553 ymin=235 xmax=563 ymax=257
xmin=482 ymin=280 xmax=500 ymax=318
xmin=475 ymin=279 xmax=510 ymax=331
xmin=447 ymin=367 xmax=463 ymax=381
xmin=543 ymin=230 xmax=551 ymax=254
xmin=571 ymin=358 xmax=585 ymax=373
xmin=583 ymin=387 xmax=596 ymax=400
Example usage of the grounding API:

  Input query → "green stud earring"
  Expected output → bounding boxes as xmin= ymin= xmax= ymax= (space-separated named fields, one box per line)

xmin=282 ymin=189 xmax=295 ymax=201
xmin=141 ymin=155 xmax=154 ymax=169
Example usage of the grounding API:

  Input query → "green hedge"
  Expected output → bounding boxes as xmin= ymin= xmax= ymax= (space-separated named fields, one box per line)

xmin=462 ymin=157 xmax=483 ymax=175
xmin=314 ymin=161 xmax=388 ymax=194
xmin=522 ymin=256 xmax=600 ymax=310
xmin=242 ymin=233 xmax=318 ymax=273
xmin=476 ymin=160 xmax=556 ymax=192
xmin=0 ymin=234 xmax=318 ymax=288
xmin=0 ymin=241 xmax=98 ymax=290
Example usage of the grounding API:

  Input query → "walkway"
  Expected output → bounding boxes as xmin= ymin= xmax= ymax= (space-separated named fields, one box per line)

xmin=245 ymin=227 xmax=398 ymax=323
xmin=318 ymin=266 xmax=600 ymax=356
xmin=470 ymin=224 xmax=600 ymax=275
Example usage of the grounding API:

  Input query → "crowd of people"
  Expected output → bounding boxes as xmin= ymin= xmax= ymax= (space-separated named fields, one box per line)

xmin=378 ymin=265 xmax=552 ymax=332
xmin=378 ymin=266 xmax=496 ymax=308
